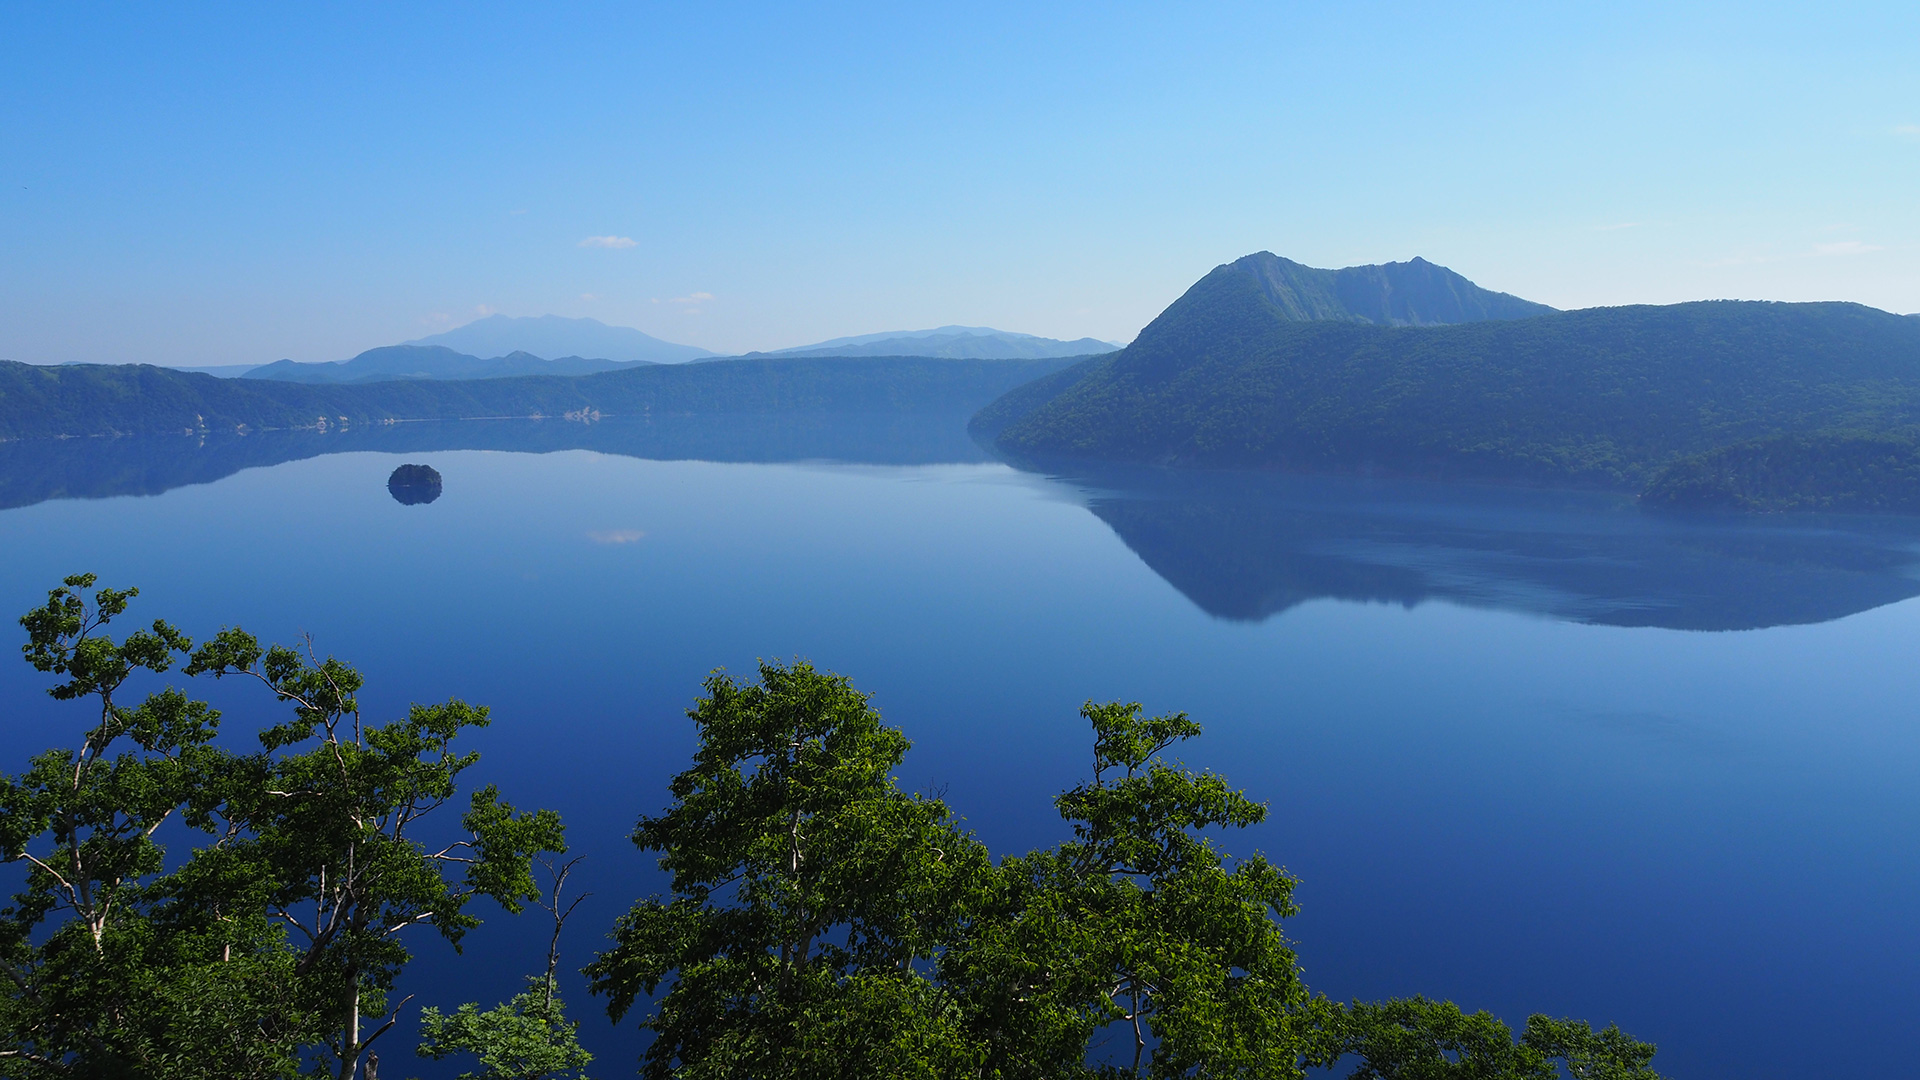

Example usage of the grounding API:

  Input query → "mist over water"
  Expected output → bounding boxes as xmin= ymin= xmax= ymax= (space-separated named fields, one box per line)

xmin=2 ymin=423 xmax=1917 ymax=1078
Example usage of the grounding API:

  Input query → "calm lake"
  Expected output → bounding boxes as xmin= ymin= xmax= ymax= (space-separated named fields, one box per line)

xmin=3 ymin=416 xmax=1919 ymax=1079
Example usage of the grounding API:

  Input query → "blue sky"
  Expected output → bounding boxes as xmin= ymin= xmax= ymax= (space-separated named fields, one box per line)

xmin=3 ymin=2 xmax=1918 ymax=365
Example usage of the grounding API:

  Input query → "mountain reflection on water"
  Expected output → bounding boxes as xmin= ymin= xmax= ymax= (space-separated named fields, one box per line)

xmin=7 ymin=418 xmax=1920 ymax=632
xmin=1059 ymin=466 xmax=1920 ymax=632
xmin=0 ymin=412 xmax=990 ymax=512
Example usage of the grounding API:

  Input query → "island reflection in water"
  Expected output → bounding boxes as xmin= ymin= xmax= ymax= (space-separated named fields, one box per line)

xmin=0 ymin=412 xmax=990 ymax=513
xmin=4 ymin=416 xmax=1918 ymax=632
xmin=1055 ymin=465 xmax=1920 ymax=632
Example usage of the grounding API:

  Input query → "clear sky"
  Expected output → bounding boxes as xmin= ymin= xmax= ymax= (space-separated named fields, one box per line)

xmin=4 ymin=2 xmax=1918 ymax=365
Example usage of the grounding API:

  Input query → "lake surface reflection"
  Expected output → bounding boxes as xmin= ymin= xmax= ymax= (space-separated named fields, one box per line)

xmin=1070 ymin=465 xmax=1920 ymax=631
xmin=1 ymin=421 xmax=1917 ymax=1079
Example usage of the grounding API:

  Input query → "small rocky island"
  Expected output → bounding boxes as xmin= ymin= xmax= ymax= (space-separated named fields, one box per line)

xmin=387 ymin=463 xmax=442 ymax=505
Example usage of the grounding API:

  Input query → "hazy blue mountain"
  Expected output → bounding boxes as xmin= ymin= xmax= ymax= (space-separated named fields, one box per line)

xmin=31 ymin=360 xmax=260 ymax=378
xmin=405 ymin=313 xmax=713 ymax=363
xmin=0 ymin=355 xmax=1080 ymax=441
xmin=755 ymin=325 xmax=1121 ymax=360
xmin=244 ymin=345 xmax=652 ymax=384
xmin=160 ymin=363 xmax=260 ymax=378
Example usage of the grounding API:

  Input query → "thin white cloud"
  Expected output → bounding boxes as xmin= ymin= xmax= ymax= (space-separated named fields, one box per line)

xmin=473 ymin=303 xmax=497 ymax=316
xmin=1811 ymin=241 xmax=1883 ymax=257
xmin=578 ymin=235 xmax=637 ymax=249
xmin=580 ymin=293 xmax=601 ymax=301
xmin=1702 ymin=253 xmax=1781 ymax=267
xmin=1894 ymin=124 xmax=1920 ymax=136
xmin=587 ymin=529 xmax=646 ymax=544
xmin=667 ymin=292 xmax=714 ymax=304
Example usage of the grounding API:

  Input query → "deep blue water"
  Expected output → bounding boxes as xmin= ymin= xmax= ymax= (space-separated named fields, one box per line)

xmin=3 ymin=421 xmax=1919 ymax=1078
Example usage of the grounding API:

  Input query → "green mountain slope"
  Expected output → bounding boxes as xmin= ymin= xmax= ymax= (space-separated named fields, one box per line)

xmin=0 ymin=355 xmax=1084 ymax=442
xmin=1193 ymin=252 xmax=1554 ymax=326
xmin=1641 ymin=432 xmax=1920 ymax=511
xmin=990 ymin=294 xmax=1920 ymax=508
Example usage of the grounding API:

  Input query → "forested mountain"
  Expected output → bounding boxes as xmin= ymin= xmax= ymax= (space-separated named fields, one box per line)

xmin=1195 ymin=252 xmax=1555 ymax=326
xmin=985 ymin=273 xmax=1920 ymax=510
xmin=245 ymin=344 xmax=651 ymax=383
xmin=0 ymin=355 xmax=1084 ymax=441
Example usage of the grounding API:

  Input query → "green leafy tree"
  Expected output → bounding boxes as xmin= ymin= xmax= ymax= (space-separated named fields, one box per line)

xmin=586 ymin=661 xmax=992 ymax=1080
xmin=942 ymin=701 xmax=1323 ymax=1078
xmin=1330 ymin=998 xmax=1661 ymax=1080
xmin=0 ymin=576 xmax=570 ymax=1080
xmin=417 ymin=856 xmax=595 ymax=1080
xmin=184 ymin=630 xmax=569 ymax=1080
xmin=0 ymin=575 xmax=313 ymax=1079
xmin=593 ymin=668 xmax=1666 ymax=1080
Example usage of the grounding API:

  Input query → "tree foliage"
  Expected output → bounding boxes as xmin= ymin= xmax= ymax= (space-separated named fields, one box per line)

xmin=186 ymin=630 xmax=567 ymax=1080
xmin=417 ymin=856 xmax=596 ymax=1080
xmin=2 ymin=584 xmax=1668 ymax=1079
xmin=940 ymin=701 xmax=1319 ymax=1078
xmin=418 ymin=982 xmax=595 ymax=1080
xmin=1332 ymin=999 xmax=1661 ymax=1080
xmin=0 ymin=577 xmax=564 ymax=1080
xmin=586 ymin=662 xmax=989 ymax=1080
xmin=0 ymin=574 xmax=308 ymax=1079
xmin=591 ymin=663 xmax=1665 ymax=1080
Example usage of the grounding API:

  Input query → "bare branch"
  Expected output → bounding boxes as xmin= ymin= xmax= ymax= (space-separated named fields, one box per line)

xmin=273 ymin=910 xmax=317 ymax=943
xmin=18 ymin=852 xmax=76 ymax=897
xmin=361 ymin=994 xmax=415 ymax=1050
xmin=382 ymin=911 xmax=435 ymax=936
xmin=140 ymin=807 xmax=178 ymax=840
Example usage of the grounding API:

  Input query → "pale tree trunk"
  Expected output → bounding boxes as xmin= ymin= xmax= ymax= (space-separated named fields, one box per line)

xmin=339 ymin=985 xmax=360 ymax=1080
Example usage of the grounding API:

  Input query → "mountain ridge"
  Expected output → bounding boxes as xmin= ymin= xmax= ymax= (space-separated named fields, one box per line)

xmin=245 ymin=345 xmax=653 ymax=384
xmin=1217 ymin=252 xmax=1556 ymax=326
xmin=404 ymin=313 xmax=712 ymax=363
xmin=985 ymin=283 xmax=1920 ymax=510
xmin=0 ymin=355 xmax=1084 ymax=442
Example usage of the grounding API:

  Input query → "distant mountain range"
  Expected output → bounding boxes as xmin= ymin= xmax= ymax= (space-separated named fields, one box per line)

xmin=0 ymin=355 xmax=1082 ymax=442
xmin=246 ymin=345 xmax=652 ymax=384
xmin=239 ymin=315 xmax=710 ymax=383
xmin=405 ymin=314 xmax=713 ymax=364
xmin=227 ymin=317 xmax=1114 ymax=383
xmin=750 ymin=326 xmax=1121 ymax=360
xmin=980 ymin=253 xmax=1920 ymax=511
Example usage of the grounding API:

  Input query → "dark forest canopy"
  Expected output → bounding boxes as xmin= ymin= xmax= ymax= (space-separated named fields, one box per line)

xmin=984 ymin=262 xmax=1920 ymax=511
xmin=0 ymin=354 xmax=1085 ymax=442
